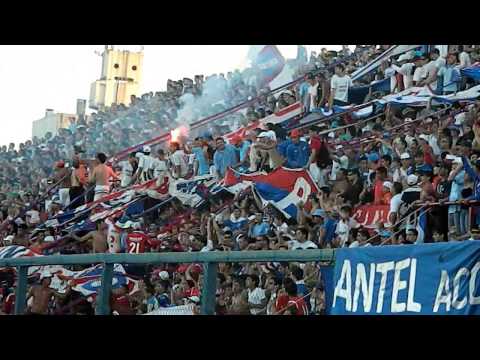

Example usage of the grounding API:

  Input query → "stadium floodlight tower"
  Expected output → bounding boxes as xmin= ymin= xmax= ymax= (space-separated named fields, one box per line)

xmin=89 ymin=45 xmax=144 ymax=111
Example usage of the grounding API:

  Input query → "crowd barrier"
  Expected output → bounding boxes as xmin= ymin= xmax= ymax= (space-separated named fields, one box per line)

xmin=0 ymin=249 xmax=335 ymax=315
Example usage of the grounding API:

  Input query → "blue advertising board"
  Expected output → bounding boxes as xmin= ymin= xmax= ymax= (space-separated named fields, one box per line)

xmin=328 ymin=241 xmax=480 ymax=315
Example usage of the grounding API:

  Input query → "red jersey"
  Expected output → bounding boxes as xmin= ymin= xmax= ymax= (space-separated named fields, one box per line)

xmin=422 ymin=143 xmax=435 ymax=166
xmin=310 ymin=135 xmax=322 ymax=153
xmin=3 ymin=293 xmax=15 ymax=315
xmin=111 ymin=295 xmax=134 ymax=315
xmin=373 ymin=179 xmax=385 ymax=205
xmin=287 ymin=296 xmax=309 ymax=315
xmin=126 ymin=232 xmax=151 ymax=254
xmin=275 ymin=294 xmax=290 ymax=313
xmin=185 ymin=287 xmax=200 ymax=298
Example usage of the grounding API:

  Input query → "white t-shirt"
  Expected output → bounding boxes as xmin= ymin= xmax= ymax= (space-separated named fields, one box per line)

xmin=394 ymin=62 xmax=415 ymax=89
xmin=274 ymin=222 xmax=289 ymax=234
xmin=459 ymin=51 xmax=471 ymax=69
xmin=248 ymin=287 xmax=266 ymax=315
xmin=105 ymin=218 xmax=121 ymax=253
xmin=170 ymin=150 xmax=189 ymax=178
xmin=427 ymin=134 xmax=441 ymax=156
xmin=138 ymin=155 xmax=155 ymax=176
xmin=329 ymin=160 xmax=341 ymax=181
xmin=308 ymin=82 xmax=319 ymax=111
xmin=393 ymin=167 xmax=408 ymax=184
xmin=389 ymin=193 xmax=403 ymax=216
xmin=262 ymin=130 xmax=277 ymax=142
xmin=335 ymin=218 xmax=359 ymax=247
xmin=435 ymin=57 xmax=446 ymax=69
xmin=119 ymin=160 xmax=133 ymax=187
xmin=289 ymin=240 xmax=318 ymax=250
xmin=405 ymin=134 xmax=415 ymax=147
xmin=424 ymin=61 xmax=439 ymax=88
xmin=413 ymin=66 xmax=427 ymax=83
xmin=338 ymin=155 xmax=349 ymax=169
xmin=151 ymin=158 xmax=168 ymax=178
xmin=330 ymin=74 xmax=353 ymax=103
xmin=25 ymin=210 xmax=40 ymax=225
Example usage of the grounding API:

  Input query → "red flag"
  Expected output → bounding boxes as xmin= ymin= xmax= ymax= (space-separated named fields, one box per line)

xmin=223 ymin=168 xmax=240 ymax=187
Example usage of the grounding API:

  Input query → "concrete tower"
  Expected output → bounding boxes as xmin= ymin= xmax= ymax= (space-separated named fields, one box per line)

xmin=89 ymin=45 xmax=143 ymax=111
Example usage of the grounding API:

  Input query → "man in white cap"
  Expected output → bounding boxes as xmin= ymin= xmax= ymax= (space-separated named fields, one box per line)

xmin=382 ymin=181 xmax=394 ymax=205
xmin=398 ymin=174 xmax=422 ymax=227
xmin=393 ymin=153 xmax=414 ymax=187
xmin=392 ymin=53 xmax=415 ymax=90
xmin=134 ymin=145 xmax=155 ymax=183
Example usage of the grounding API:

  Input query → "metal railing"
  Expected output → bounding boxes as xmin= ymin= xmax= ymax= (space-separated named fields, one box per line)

xmin=0 ymin=249 xmax=335 ymax=315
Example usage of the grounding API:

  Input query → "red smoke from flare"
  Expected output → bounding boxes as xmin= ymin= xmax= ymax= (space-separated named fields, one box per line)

xmin=170 ymin=125 xmax=189 ymax=144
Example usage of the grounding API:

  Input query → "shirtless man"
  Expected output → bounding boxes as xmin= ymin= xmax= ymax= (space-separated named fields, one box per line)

xmin=53 ymin=160 xmax=72 ymax=208
xmin=227 ymin=277 xmax=249 ymax=315
xmin=69 ymin=157 xmax=88 ymax=208
xmin=69 ymin=221 xmax=108 ymax=253
xmin=27 ymin=275 xmax=68 ymax=315
xmin=89 ymin=153 xmax=118 ymax=201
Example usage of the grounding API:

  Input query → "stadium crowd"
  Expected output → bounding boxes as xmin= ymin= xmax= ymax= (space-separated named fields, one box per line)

xmin=1 ymin=44 xmax=480 ymax=315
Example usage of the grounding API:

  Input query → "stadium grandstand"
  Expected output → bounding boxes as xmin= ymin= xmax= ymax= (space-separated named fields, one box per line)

xmin=1 ymin=45 xmax=480 ymax=315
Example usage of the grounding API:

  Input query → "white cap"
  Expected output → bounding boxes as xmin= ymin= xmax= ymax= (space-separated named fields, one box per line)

xmin=454 ymin=112 xmax=466 ymax=126
xmin=132 ymin=222 xmax=142 ymax=230
xmin=383 ymin=181 xmax=393 ymax=191
xmin=407 ymin=174 xmax=419 ymax=186
xmin=143 ymin=145 xmax=151 ymax=153
xmin=336 ymin=145 xmax=344 ymax=150
xmin=400 ymin=153 xmax=411 ymax=160
xmin=257 ymin=132 xmax=270 ymax=138
xmin=384 ymin=68 xmax=396 ymax=77
xmin=263 ymin=130 xmax=277 ymax=141
xmin=398 ymin=53 xmax=413 ymax=62
xmin=40 ymin=271 xmax=52 ymax=280
xmin=188 ymin=296 xmax=200 ymax=304
xmin=14 ymin=218 xmax=25 ymax=225
xmin=418 ymin=134 xmax=429 ymax=142
xmin=115 ymin=220 xmax=135 ymax=229
xmin=159 ymin=271 xmax=169 ymax=281
xmin=4 ymin=235 xmax=14 ymax=244
xmin=453 ymin=157 xmax=463 ymax=165
xmin=44 ymin=236 xmax=55 ymax=243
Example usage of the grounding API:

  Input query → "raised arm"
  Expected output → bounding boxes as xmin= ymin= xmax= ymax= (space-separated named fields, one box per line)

xmin=462 ymin=156 xmax=478 ymax=182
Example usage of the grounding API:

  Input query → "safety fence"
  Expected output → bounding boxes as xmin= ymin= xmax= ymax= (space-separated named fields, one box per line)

xmin=0 ymin=249 xmax=335 ymax=315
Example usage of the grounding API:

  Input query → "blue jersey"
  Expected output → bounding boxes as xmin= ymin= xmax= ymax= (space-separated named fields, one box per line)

xmin=323 ymin=218 xmax=338 ymax=244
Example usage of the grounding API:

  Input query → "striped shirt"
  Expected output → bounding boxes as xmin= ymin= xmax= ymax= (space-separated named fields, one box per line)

xmin=248 ymin=287 xmax=266 ymax=315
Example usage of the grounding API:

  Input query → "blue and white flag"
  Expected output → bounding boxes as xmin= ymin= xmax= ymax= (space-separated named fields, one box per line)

xmin=73 ymin=273 xmax=139 ymax=297
xmin=169 ymin=175 xmax=221 ymax=208
xmin=415 ymin=209 xmax=428 ymax=244
xmin=254 ymin=45 xmax=286 ymax=87
xmin=461 ymin=62 xmax=480 ymax=81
